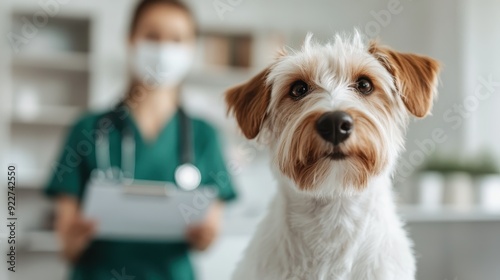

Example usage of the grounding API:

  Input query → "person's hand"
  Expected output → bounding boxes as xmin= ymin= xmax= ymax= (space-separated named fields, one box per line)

xmin=60 ymin=215 xmax=96 ymax=262
xmin=186 ymin=202 xmax=223 ymax=251
xmin=55 ymin=196 xmax=96 ymax=262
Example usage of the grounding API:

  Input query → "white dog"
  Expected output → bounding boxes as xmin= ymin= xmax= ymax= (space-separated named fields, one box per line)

xmin=225 ymin=32 xmax=440 ymax=280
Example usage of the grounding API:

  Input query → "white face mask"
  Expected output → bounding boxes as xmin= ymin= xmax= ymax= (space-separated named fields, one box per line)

xmin=130 ymin=41 xmax=194 ymax=88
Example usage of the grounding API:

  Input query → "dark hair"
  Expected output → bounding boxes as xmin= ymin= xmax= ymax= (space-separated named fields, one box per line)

xmin=129 ymin=0 xmax=197 ymax=37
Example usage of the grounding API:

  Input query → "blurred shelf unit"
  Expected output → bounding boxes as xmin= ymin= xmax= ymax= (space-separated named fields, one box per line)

xmin=12 ymin=52 xmax=91 ymax=73
xmin=399 ymin=206 xmax=500 ymax=223
xmin=10 ymin=12 xmax=91 ymax=53
xmin=7 ymin=12 xmax=93 ymax=190
xmin=20 ymin=231 xmax=60 ymax=253
xmin=188 ymin=29 xmax=285 ymax=87
xmin=201 ymin=31 xmax=254 ymax=68
xmin=11 ymin=105 xmax=84 ymax=126
xmin=16 ymin=169 xmax=49 ymax=190
xmin=186 ymin=67 xmax=259 ymax=88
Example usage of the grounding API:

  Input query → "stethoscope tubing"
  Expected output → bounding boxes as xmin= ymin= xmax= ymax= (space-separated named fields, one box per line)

xmin=93 ymin=104 xmax=201 ymax=190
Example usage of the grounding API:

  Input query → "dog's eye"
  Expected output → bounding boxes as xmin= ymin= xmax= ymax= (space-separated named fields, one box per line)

xmin=290 ymin=81 xmax=310 ymax=99
xmin=355 ymin=77 xmax=374 ymax=95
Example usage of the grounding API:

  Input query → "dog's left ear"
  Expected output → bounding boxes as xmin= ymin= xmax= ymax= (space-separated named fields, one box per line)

xmin=369 ymin=41 xmax=440 ymax=118
xmin=225 ymin=68 xmax=272 ymax=139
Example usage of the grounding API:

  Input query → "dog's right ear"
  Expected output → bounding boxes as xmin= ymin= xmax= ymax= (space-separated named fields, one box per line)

xmin=225 ymin=68 xmax=272 ymax=139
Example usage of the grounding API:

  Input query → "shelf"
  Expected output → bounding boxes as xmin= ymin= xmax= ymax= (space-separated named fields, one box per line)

xmin=223 ymin=207 xmax=500 ymax=236
xmin=186 ymin=67 xmax=257 ymax=87
xmin=12 ymin=52 xmax=90 ymax=72
xmin=10 ymin=4 xmax=94 ymax=20
xmin=399 ymin=206 xmax=500 ymax=223
xmin=21 ymin=231 xmax=60 ymax=253
xmin=11 ymin=105 xmax=83 ymax=126
xmin=16 ymin=170 xmax=47 ymax=190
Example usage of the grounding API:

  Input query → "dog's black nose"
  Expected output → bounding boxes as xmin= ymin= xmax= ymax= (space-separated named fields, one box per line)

xmin=316 ymin=111 xmax=353 ymax=145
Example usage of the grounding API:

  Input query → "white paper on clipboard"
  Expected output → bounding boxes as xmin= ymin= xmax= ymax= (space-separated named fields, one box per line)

xmin=82 ymin=179 xmax=216 ymax=241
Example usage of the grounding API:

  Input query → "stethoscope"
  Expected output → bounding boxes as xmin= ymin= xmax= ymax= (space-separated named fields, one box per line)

xmin=92 ymin=103 xmax=202 ymax=191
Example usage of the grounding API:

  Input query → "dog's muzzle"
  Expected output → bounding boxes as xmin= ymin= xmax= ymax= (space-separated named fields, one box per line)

xmin=315 ymin=111 xmax=353 ymax=145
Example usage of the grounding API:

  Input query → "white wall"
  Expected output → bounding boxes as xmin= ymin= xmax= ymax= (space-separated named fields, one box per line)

xmin=462 ymin=0 xmax=500 ymax=157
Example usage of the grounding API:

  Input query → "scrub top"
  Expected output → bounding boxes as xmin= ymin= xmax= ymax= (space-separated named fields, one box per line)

xmin=45 ymin=105 xmax=237 ymax=280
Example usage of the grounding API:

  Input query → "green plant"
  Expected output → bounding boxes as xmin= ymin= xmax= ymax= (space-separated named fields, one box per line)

xmin=420 ymin=152 xmax=499 ymax=177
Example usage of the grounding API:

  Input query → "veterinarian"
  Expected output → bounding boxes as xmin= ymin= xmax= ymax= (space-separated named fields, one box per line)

xmin=45 ymin=0 xmax=237 ymax=279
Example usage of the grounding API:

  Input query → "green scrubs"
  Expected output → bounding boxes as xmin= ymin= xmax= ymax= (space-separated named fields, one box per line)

xmin=45 ymin=106 xmax=237 ymax=280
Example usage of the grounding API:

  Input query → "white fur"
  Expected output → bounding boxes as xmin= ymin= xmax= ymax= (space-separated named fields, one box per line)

xmin=232 ymin=172 xmax=415 ymax=280
xmin=231 ymin=33 xmax=419 ymax=280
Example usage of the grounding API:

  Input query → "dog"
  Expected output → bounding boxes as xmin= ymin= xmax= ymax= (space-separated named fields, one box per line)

xmin=225 ymin=32 xmax=440 ymax=280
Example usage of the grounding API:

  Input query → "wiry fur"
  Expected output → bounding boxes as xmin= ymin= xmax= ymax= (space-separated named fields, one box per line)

xmin=226 ymin=32 xmax=440 ymax=280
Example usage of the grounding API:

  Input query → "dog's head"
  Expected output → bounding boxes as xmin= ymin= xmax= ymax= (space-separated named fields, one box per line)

xmin=226 ymin=33 xmax=440 ymax=196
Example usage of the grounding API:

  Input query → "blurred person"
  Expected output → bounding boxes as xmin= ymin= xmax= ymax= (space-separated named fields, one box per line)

xmin=45 ymin=0 xmax=237 ymax=279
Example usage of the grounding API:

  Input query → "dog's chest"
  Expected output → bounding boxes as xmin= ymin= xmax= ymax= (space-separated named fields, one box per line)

xmin=282 ymin=210 xmax=372 ymax=279
xmin=252 ymin=219 xmax=396 ymax=280
xmin=233 ymin=184 xmax=414 ymax=280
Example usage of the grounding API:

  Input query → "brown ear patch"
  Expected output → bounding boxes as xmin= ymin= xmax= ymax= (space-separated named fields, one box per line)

xmin=369 ymin=42 xmax=440 ymax=118
xmin=225 ymin=68 xmax=272 ymax=139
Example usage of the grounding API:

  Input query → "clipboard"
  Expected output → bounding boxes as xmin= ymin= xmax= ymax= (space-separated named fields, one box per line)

xmin=82 ymin=179 xmax=216 ymax=241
